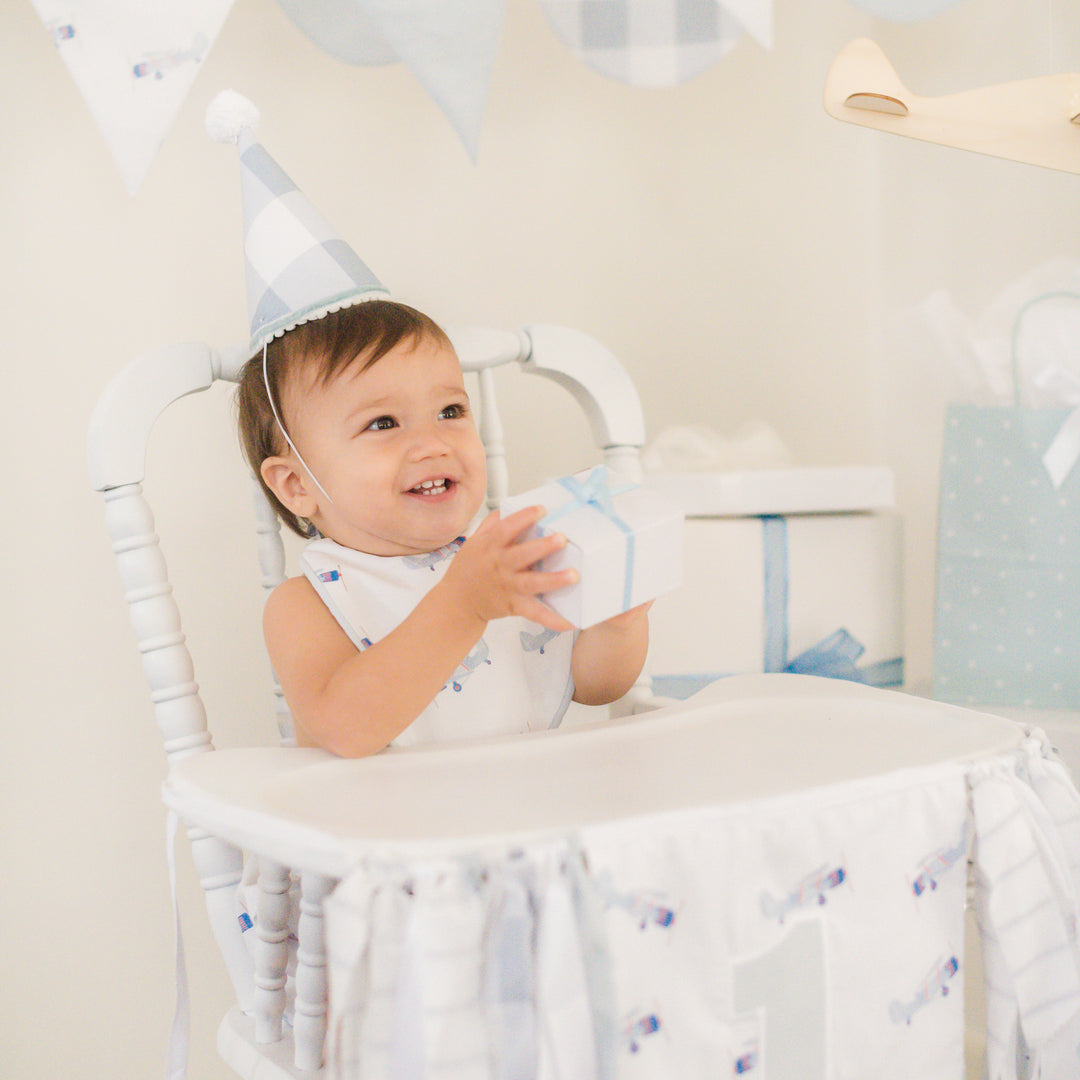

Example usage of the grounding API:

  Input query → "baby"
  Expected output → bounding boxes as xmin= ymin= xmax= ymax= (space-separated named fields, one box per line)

xmin=237 ymin=298 xmax=651 ymax=756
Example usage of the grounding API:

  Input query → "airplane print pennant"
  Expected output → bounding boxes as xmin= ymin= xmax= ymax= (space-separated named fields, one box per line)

xmin=31 ymin=0 xmax=234 ymax=195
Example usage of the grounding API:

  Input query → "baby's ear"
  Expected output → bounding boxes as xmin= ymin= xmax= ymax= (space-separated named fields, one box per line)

xmin=261 ymin=456 xmax=319 ymax=519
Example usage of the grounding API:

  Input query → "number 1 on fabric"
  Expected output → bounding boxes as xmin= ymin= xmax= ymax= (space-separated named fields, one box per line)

xmin=733 ymin=919 xmax=826 ymax=1079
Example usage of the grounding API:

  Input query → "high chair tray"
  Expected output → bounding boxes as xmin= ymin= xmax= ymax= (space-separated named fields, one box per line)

xmin=163 ymin=673 xmax=1021 ymax=877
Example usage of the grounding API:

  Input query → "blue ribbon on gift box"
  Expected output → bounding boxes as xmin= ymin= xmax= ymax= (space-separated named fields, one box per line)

xmin=539 ymin=466 xmax=637 ymax=612
xmin=762 ymin=515 xmax=903 ymax=684
xmin=652 ymin=517 xmax=903 ymax=702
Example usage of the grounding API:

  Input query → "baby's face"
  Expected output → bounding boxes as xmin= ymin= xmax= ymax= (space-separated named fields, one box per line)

xmin=284 ymin=334 xmax=487 ymax=555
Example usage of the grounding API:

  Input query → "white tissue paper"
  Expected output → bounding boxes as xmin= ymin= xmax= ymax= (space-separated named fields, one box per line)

xmin=643 ymin=423 xmax=894 ymax=516
xmin=640 ymin=420 xmax=792 ymax=473
xmin=903 ymin=257 xmax=1080 ymax=410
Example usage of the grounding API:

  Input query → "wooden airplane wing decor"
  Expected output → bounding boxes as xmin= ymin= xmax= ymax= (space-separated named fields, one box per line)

xmin=825 ymin=38 xmax=1080 ymax=176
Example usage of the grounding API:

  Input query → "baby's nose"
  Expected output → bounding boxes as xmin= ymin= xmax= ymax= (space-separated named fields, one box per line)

xmin=408 ymin=422 xmax=452 ymax=457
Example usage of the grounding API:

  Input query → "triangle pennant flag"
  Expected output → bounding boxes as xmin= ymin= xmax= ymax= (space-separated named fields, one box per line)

xmin=718 ymin=0 xmax=772 ymax=51
xmin=356 ymin=0 xmax=505 ymax=162
xmin=274 ymin=0 xmax=399 ymax=66
xmin=540 ymin=0 xmax=747 ymax=88
xmin=31 ymin=0 xmax=234 ymax=195
xmin=845 ymin=0 xmax=964 ymax=20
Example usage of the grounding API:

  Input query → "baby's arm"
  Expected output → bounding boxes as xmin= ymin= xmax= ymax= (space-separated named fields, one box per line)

xmin=264 ymin=506 xmax=575 ymax=758
xmin=570 ymin=602 xmax=652 ymax=706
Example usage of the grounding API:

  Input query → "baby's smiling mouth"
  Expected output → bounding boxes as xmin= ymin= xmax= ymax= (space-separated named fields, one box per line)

xmin=410 ymin=478 xmax=450 ymax=496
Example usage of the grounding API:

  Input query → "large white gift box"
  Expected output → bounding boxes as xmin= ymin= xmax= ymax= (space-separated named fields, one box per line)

xmin=501 ymin=466 xmax=684 ymax=629
xmin=645 ymin=467 xmax=903 ymax=696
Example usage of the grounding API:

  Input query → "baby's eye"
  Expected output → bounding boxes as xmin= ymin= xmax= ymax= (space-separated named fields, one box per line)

xmin=440 ymin=403 xmax=467 ymax=420
xmin=366 ymin=415 xmax=396 ymax=431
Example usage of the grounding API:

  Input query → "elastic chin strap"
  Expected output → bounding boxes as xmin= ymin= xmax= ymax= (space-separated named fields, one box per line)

xmin=262 ymin=341 xmax=334 ymax=505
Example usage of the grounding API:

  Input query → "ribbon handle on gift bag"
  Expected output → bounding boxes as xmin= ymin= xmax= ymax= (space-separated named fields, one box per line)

xmin=1010 ymin=291 xmax=1080 ymax=489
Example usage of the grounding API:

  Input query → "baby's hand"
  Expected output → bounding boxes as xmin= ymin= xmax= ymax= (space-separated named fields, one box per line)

xmin=440 ymin=507 xmax=577 ymax=632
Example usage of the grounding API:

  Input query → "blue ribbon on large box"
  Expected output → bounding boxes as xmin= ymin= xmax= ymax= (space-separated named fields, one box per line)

xmin=652 ymin=516 xmax=903 ymax=700
xmin=763 ymin=516 xmax=904 ymax=685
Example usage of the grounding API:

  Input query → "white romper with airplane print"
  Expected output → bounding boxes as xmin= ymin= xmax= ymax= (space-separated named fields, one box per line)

xmin=300 ymin=534 xmax=575 ymax=748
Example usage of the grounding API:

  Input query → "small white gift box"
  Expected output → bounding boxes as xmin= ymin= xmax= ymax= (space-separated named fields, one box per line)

xmin=501 ymin=466 xmax=684 ymax=629
xmin=644 ymin=468 xmax=903 ymax=697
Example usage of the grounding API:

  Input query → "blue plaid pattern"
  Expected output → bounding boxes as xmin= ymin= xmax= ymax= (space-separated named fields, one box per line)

xmin=541 ymin=0 xmax=745 ymax=86
xmin=238 ymin=136 xmax=387 ymax=351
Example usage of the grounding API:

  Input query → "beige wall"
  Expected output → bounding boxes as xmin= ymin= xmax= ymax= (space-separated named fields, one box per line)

xmin=4 ymin=0 xmax=1079 ymax=1075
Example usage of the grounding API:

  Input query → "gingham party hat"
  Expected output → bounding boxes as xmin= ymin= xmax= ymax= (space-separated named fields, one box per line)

xmin=206 ymin=90 xmax=389 ymax=354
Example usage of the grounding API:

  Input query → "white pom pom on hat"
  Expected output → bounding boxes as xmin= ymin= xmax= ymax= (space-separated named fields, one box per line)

xmin=205 ymin=89 xmax=260 ymax=145
xmin=208 ymin=90 xmax=389 ymax=353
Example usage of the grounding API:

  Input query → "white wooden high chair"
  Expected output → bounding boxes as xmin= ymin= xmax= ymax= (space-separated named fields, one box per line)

xmin=89 ymin=322 xmax=1080 ymax=1080
xmin=87 ymin=322 xmax=652 ymax=1078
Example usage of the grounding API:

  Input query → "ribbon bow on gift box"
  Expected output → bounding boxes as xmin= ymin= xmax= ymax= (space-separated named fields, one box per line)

xmin=763 ymin=517 xmax=904 ymax=687
xmin=539 ymin=466 xmax=638 ymax=613
xmin=783 ymin=627 xmax=904 ymax=686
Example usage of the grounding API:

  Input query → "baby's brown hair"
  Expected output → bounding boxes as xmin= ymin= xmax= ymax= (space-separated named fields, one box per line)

xmin=237 ymin=299 xmax=452 ymax=537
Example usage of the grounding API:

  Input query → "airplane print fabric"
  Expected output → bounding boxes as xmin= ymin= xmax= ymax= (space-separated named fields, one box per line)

xmin=31 ymin=0 xmax=233 ymax=195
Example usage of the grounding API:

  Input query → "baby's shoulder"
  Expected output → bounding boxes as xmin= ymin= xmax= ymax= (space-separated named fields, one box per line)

xmin=264 ymin=572 xmax=352 ymax=653
xmin=264 ymin=574 xmax=320 ymax=624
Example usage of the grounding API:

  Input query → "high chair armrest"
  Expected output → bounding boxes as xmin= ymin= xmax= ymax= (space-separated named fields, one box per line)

xmin=522 ymin=325 xmax=647 ymax=452
xmin=449 ymin=326 xmax=530 ymax=369
xmin=88 ymin=342 xmax=217 ymax=490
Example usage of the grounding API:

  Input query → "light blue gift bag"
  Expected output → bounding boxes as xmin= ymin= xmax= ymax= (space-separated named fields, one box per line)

xmin=933 ymin=294 xmax=1080 ymax=708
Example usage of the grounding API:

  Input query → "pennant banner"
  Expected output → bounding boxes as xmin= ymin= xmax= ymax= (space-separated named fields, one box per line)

xmin=36 ymin=0 xmax=774 ymax=193
xmin=721 ymin=0 xmax=772 ymax=49
xmin=539 ymin=0 xmax=771 ymax=89
xmin=275 ymin=0 xmax=399 ymax=67
xmin=845 ymin=0 xmax=965 ymax=21
xmin=357 ymin=0 xmax=504 ymax=163
xmin=31 ymin=0 xmax=234 ymax=195
xmin=276 ymin=0 xmax=505 ymax=163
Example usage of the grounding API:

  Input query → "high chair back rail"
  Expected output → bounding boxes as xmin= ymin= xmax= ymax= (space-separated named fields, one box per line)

xmin=87 ymin=323 xmax=649 ymax=1077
